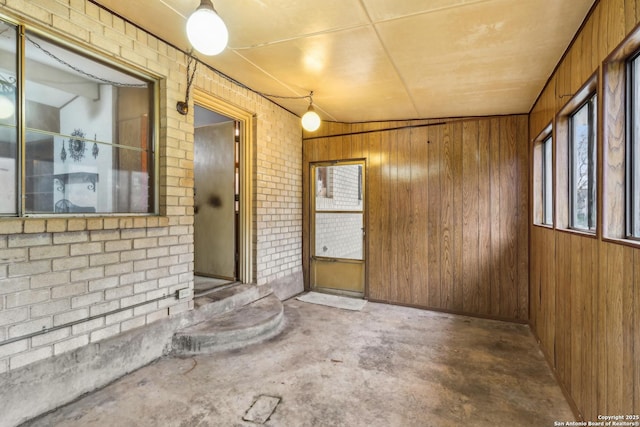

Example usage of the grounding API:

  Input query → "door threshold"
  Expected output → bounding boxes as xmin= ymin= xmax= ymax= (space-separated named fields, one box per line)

xmin=194 ymin=275 xmax=238 ymax=296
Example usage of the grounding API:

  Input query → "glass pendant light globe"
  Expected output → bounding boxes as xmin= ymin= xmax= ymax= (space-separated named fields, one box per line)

xmin=301 ymin=105 xmax=321 ymax=132
xmin=0 ymin=94 xmax=15 ymax=120
xmin=186 ymin=0 xmax=228 ymax=56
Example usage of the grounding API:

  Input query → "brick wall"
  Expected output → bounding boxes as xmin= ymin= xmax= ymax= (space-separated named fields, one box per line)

xmin=0 ymin=0 xmax=302 ymax=373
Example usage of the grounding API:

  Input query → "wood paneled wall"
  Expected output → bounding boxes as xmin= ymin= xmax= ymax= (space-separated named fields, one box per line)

xmin=529 ymin=0 xmax=640 ymax=420
xmin=303 ymin=115 xmax=529 ymax=321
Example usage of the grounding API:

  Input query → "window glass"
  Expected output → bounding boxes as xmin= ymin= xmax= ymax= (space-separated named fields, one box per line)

xmin=24 ymin=32 xmax=153 ymax=214
xmin=570 ymin=95 xmax=597 ymax=232
xmin=630 ymin=54 xmax=640 ymax=237
xmin=0 ymin=21 xmax=18 ymax=215
xmin=542 ymin=135 xmax=553 ymax=225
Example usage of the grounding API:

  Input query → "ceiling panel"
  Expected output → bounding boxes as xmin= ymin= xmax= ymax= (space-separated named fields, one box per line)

xmin=234 ymin=25 xmax=417 ymax=120
xmin=376 ymin=0 xmax=595 ymax=117
xmin=92 ymin=0 xmax=596 ymax=123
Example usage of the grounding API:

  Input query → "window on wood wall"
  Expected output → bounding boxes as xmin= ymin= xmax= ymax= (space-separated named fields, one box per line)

xmin=628 ymin=52 xmax=640 ymax=238
xmin=569 ymin=95 xmax=597 ymax=232
xmin=533 ymin=128 xmax=553 ymax=226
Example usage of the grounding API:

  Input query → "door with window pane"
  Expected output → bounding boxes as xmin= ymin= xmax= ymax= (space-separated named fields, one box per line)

xmin=311 ymin=161 xmax=365 ymax=297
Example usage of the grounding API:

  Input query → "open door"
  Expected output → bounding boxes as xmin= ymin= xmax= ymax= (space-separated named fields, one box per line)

xmin=310 ymin=160 xmax=365 ymax=297
xmin=194 ymin=112 xmax=237 ymax=281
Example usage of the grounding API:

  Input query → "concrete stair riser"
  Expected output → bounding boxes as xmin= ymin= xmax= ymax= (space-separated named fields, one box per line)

xmin=173 ymin=292 xmax=284 ymax=354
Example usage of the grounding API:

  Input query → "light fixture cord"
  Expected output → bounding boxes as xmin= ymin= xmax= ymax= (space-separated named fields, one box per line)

xmin=259 ymin=91 xmax=312 ymax=102
xmin=26 ymin=35 xmax=147 ymax=88
xmin=184 ymin=53 xmax=198 ymax=107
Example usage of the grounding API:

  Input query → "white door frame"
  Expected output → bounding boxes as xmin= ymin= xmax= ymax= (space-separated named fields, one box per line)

xmin=193 ymin=90 xmax=254 ymax=284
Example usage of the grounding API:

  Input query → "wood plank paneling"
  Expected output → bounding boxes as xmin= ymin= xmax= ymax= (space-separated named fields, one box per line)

xmin=452 ymin=121 xmax=464 ymax=312
xmin=303 ymin=115 xmax=529 ymax=321
xmin=489 ymin=118 xmax=503 ymax=317
xmin=516 ymin=118 xmax=529 ymax=320
xmin=427 ymin=125 xmax=443 ymax=308
xmin=368 ymin=131 xmax=383 ymax=301
xmin=462 ymin=121 xmax=479 ymax=314
xmin=410 ymin=127 xmax=429 ymax=306
xmin=440 ymin=123 xmax=454 ymax=310
xmin=478 ymin=120 xmax=492 ymax=315
xmin=397 ymin=130 xmax=412 ymax=304
xmin=529 ymin=0 xmax=640 ymax=420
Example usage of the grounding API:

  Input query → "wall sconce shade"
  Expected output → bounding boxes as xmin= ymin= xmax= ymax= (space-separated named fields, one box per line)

xmin=0 ymin=94 xmax=14 ymax=119
xmin=186 ymin=0 xmax=228 ymax=56
xmin=0 ymin=76 xmax=16 ymax=119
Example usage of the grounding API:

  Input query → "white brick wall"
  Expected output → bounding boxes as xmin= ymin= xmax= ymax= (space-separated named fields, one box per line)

xmin=0 ymin=0 xmax=303 ymax=372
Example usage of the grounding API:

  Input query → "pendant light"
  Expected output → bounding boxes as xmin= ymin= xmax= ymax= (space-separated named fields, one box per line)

xmin=186 ymin=0 xmax=228 ymax=56
xmin=301 ymin=92 xmax=321 ymax=132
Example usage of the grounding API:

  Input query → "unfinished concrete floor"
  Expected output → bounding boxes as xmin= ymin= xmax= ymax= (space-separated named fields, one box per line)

xmin=23 ymin=299 xmax=573 ymax=427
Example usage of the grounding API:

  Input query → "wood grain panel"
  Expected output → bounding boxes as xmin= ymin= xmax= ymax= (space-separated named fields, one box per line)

xmin=516 ymin=117 xmax=529 ymax=320
xmin=478 ymin=120 xmax=492 ymax=315
xmin=452 ymin=121 xmax=464 ymax=312
xmin=397 ymin=130 xmax=412 ymax=304
xmin=570 ymin=234 xmax=583 ymax=404
xmin=440 ymin=123 xmax=454 ymax=310
xmin=501 ymin=117 xmax=518 ymax=318
xmin=462 ymin=121 xmax=479 ymax=313
xmin=621 ymin=246 xmax=635 ymax=416
xmin=410 ymin=127 xmax=429 ymax=306
xmin=597 ymin=241 xmax=609 ymax=416
xmin=427 ymin=125 xmax=443 ymax=308
xmin=555 ymin=232 xmax=572 ymax=387
xmin=368 ymin=131 xmax=383 ymax=301
xmin=606 ymin=243 xmax=624 ymax=414
xmin=489 ymin=118 xmax=503 ymax=317
xmin=386 ymin=130 xmax=398 ymax=302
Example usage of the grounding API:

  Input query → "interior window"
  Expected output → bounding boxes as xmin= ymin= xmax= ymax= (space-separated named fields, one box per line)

xmin=0 ymin=21 xmax=18 ymax=215
xmin=0 ymin=22 xmax=156 ymax=216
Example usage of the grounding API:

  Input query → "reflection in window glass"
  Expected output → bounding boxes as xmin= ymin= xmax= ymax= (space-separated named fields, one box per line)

xmin=570 ymin=95 xmax=597 ymax=232
xmin=23 ymin=32 xmax=154 ymax=214
xmin=315 ymin=165 xmax=363 ymax=212
xmin=630 ymin=54 xmax=640 ymax=238
xmin=0 ymin=21 xmax=18 ymax=215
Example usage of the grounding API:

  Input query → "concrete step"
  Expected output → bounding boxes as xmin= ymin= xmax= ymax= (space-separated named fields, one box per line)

xmin=191 ymin=283 xmax=273 ymax=324
xmin=172 ymin=293 xmax=284 ymax=354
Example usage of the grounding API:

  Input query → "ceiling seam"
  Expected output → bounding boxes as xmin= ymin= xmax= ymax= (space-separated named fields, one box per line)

xmin=229 ymin=50 xmax=338 ymax=121
xmin=357 ymin=0 xmax=420 ymax=117
xmin=367 ymin=0 xmax=494 ymax=25
xmin=227 ymin=23 xmax=370 ymax=51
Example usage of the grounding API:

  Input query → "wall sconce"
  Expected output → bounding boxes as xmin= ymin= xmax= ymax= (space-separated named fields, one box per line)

xmin=186 ymin=0 xmax=228 ymax=56
xmin=0 ymin=75 xmax=16 ymax=120
xmin=301 ymin=91 xmax=321 ymax=132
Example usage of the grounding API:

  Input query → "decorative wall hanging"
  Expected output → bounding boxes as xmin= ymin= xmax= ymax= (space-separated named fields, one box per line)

xmin=60 ymin=140 xmax=67 ymax=161
xmin=68 ymin=128 xmax=86 ymax=162
xmin=92 ymin=134 xmax=99 ymax=159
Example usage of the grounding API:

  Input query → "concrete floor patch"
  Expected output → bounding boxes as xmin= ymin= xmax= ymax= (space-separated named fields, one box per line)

xmin=243 ymin=395 xmax=281 ymax=424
